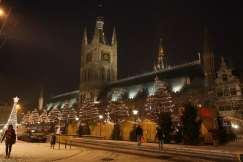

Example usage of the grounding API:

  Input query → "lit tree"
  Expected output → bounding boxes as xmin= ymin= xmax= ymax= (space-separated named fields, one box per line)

xmin=39 ymin=110 xmax=49 ymax=123
xmin=22 ymin=111 xmax=31 ymax=125
xmin=68 ymin=108 xmax=77 ymax=121
xmin=79 ymin=99 xmax=101 ymax=122
xmin=30 ymin=109 xmax=40 ymax=124
xmin=48 ymin=107 xmax=61 ymax=123
xmin=107 ymin=101 xmax=129 ymax=124
xmin=61 ymin=104 xmax=69 ymax=121
xmin=145 ymin=76 xmax=176 ymax=123
xmin=144 ymin=76 xmax=177 ymax=142
xmin=107 ymin=100 xmax=129 ymax=140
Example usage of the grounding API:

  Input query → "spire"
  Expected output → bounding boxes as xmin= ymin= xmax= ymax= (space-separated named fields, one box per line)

xmin=158 ymin=38 xmax=165 ymax=57
xmin=82 ymin=27 xmax=88 ymax=46
xmin=154 ymin=38 xmax=167 ymax=70
xmin=203 ymin=26 xmax=213 ymax=55
xmin=112 ymin=27 xmax=117 ymax=45
xmin=38 ymin=87 xmax=44 ymax=111
xmin=92 ymin=0 xmax=106 ymax=44
xmin=202 ymin=27 xmax=215 ymax=91
xmin=220 ymin=57 xmax=227 ymax=68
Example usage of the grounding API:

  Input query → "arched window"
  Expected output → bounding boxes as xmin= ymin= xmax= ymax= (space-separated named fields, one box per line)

xmin=87 ymin=70 xmax=91 ymax=80
xmin=100 ymin=68 xmax=105 ymax=80
xmin=86 ymin=52 xmax=92 ymax=63
xmin=107 ymin=69 xmax=110 ymax=81
xmin=101 ymin=52 xmax=110 ymax=62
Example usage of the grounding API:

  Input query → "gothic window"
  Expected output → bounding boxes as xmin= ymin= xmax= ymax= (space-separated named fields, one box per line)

xmin=88 ymin=70 xmax=92 ymax=80
xmin=100 ymin=68 xmax=105 ymax=80
xmin=82 ymin=71 xmax=85 ymax=81
xmin=86 ymin=52 xmax=92 ymax=63
xmin=101 ymin=52 xmax=110 ymax=62
xmin=107 ymin=69 xmax=110 ymax=81
xmin=224 ymin=88 xmax=230 ymax=96
xmin=230 ymin=88 xmax=237 ymax=96
xmin=222 ymin=74 xmax=228 ymax=82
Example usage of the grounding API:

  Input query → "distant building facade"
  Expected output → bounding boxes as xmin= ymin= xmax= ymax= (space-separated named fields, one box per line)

xmin=215 ymin=57 xmax=243 ymax=118
xmin=45 ymin=13 xmax=243 ymax=126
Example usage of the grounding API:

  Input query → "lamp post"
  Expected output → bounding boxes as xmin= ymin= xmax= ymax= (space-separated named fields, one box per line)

xmin=132 ymin=109 xmax=138 ymax=124
xmin=0 ymin=6 xmax=12 ymax=49
xmin=98 ymin=115 xmax=103 ymax=137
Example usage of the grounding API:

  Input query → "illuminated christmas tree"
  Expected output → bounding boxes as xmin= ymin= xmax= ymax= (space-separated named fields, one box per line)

xmin=107 ymin=101 xmax=129 ymax=123
xmin=145 ymin=76 xmax=176 ymax=123
xmin=39 ymin=110 xmax=49 ymax=123
xmin=30 ymin=109 xmax=40 ymax=124
xmin=48 ymin=107 xmax=61 ymax=123
xmin=79 ymin=99 xmax=100 ymax=122
xmin=68 ymin=108 xmax=77 ymax=120
xmin=4 ymin=97 xmax=19 ymax=134
xmin=22 ymin=111 xmax=31 ymax=125
xmin=61 ymin=104 xmax=69 ymax=121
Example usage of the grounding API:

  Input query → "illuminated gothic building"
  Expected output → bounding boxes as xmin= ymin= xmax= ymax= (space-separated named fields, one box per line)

xmin=46 ymin=15 xmax=215 ymax=111
xmin=79 ymin=16 xmax=117 ymax=103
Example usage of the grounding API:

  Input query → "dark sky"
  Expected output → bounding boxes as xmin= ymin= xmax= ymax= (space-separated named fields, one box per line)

xmin=0 ymin=0 xmax=242 ymax=107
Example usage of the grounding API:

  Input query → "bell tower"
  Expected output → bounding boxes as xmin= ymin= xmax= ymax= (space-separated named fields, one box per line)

xmin=202 ymin=28 xmax=215 ymax=91
xmin=80 ymin=2 xmax=117 ymax=103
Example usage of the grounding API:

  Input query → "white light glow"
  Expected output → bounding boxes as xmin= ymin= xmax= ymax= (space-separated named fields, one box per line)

xmin=171 ymin=78 xmax=186 ymax=93
xmin=128 ymin=85 xmax=142 ymax=99
xmin=75 ymin=117 xmax=79 ymax=121
xmin=231 ymin=123 xmax=239 ymax=129
xmin=0 ymin=9 xmax=4 ymax=17
xmin=111 ymin=95 xmax=119 ymax=101
xmin=99 ymin=115 xmax=103 ymax=120
xmin=129 ymin=91 xmax=137 ymax=99
xmin=132 ymin=110 xmax=138 ymax=115
xmin=148 ymin=85 xmax=156 ymax=96
xmin=172 ymin=84 xmax=183 ymax=93
xmin=0 ymin=129 xmax=3 ymax=133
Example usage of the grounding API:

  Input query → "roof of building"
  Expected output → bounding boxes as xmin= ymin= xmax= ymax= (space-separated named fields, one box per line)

xmin=45 ymin=60 xmax=205 ymax=109
xmin=109 ymin=60 xmax=204 ymax=88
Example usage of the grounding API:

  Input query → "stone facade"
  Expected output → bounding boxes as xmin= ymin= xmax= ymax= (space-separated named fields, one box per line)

xmin=80 ymin=17 xmax=117 ymax=103
xmin=215 ymin=57 xmax=243 ymax=118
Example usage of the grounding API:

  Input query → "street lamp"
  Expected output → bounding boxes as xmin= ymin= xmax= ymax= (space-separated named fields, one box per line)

xmin=0 ymin=8 xmax=5 ymax=17
xmin=132 ymin=109 xmax=139 ymax=124
xmin=132 ymin=110 xmax=138 ymax=115
xmin=98 ymin=115 xmax=103 ymax=137
xmin=232 ymin=123 xmax=239 ymax=129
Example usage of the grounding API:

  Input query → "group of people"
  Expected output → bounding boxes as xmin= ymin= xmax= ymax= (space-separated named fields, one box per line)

xmin=135 ymin=125 xmax=165 ymax=150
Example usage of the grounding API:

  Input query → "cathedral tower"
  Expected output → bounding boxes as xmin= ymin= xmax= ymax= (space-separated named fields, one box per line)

xmin=80 ymin=3 xmax=117 ymax=103
xmin=154 ymin=38 xmax=168 ymax=71
xmin=202 ymin=28 xmax=215 ymax=91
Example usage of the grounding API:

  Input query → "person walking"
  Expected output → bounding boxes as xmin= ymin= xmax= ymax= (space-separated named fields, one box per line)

xmin=156 ymin=126 xmax=165 ymax=151
xmin=1 ymin=124 xmax=16 ymax=158
xmin=135 ymin=125 xmax=143 ymax=146
xmin=50 ymin=133 xmax=56 ymax=149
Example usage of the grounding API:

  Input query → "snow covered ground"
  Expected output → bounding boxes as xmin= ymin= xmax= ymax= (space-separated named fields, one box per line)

xmin=0 ymin=141 xmax=221 ymax=162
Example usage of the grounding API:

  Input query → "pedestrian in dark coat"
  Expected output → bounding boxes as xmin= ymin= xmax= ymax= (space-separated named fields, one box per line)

xmin=135 ymin=125 xmax=143 ymax=146
xmin=50 ymin=133 xmax=56 ymax=149
xmin=1 ymin=124 xmax=16 ymax=158
xmin=156 ymin=126 xmax=165 ymax=151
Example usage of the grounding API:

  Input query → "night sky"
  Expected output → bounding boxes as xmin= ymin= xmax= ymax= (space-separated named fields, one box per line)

xmin=0 ymin=0 xmax=242 ymax=108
